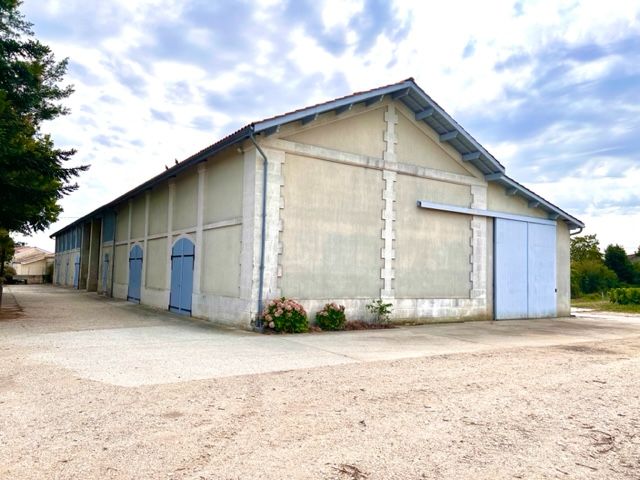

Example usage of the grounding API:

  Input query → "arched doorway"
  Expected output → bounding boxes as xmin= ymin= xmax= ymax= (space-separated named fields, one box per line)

xmin=127 ymin=244 xmax=143 ymax=303
xmin=169 ymin=238 xmax=194 ymax=315
xmin=73 ymin=254 xmax=80 ymax=289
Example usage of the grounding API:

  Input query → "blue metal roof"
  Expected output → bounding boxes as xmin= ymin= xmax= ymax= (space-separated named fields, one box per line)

xmin=52 ymin=78 xmax=584 ymax=237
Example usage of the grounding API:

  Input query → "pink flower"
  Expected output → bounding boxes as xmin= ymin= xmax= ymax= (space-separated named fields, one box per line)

xmin=268 ymin=321 xmax=275 ymax=329
xmin=265 ymin=314 xmax=272 ymax=322
xmin=275 ymin=309 xmax=283 ymax=317
xmin=285 ymin=304 xmax=292 ymax=311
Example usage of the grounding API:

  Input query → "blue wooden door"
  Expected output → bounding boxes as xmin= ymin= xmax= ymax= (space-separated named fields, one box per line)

xmin=495 ymin=219 xmax=557 ymax=320
xmin=527 ymin=223 xmax=557 ymax=318
xmin=127 ymin=245 xmax=143 ymax=303
xmin=169 ymin=238 xmax=194 ymax=315
xmin=73 ymin=254 xmax=80 ymax=289
xmin=102 ymin=254 xmax=109 ymax=293
xmin=495 ymin=218 xmax=529 ymax=320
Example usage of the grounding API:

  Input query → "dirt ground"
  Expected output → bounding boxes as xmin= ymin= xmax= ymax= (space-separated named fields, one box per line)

xmin=1 ymin=288 xmax=640 ymax=479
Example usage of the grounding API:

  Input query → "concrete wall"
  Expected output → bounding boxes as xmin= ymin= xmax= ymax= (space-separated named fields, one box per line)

xmin=114 ymin=244 xmax=128 ymax=287
xmin=172 ymin=170 xmax=197 ymax=231
xmin=280 ymin=153 xmax=384 ymax=299
xmin=487 ymin=183 xmax=548 ymax=219
xmin=51 ymin=97 xmax=576 ymax=328
xmin=130 ymin=195 xmax=145 ymax=239
xmin=57 ymin=145 xmax=254 ymax=327
xmin=146 ymin=237 xmax=167 ymax=290
xmin=285 ymin=107 xmax=386 ymax=159
xmin=395 ymin=174 xmax=472 ymax=298
xmin=148 ymin=185 xmax=168 ymax=235
xmin=395 ymin=109 xmax=473 ymax=176
xmin=202 ymin=226 xmax=242 ymax=296
xmin=53 ymin=249 xmax=80 ymax=287
xmin=99 ymin=243 xmax=114 ymax=295
xmin=14 ymin=259 xmax=49 ymax=276
xmin=115 ymin=204 xmax=129 ymax=242
xmin=265 ymin=100 xmax=577 ymax=324
xmin=268 ymin=102 xmax=493 ymax=322
xmin=203 ymin=150 xmax=244 ymax=224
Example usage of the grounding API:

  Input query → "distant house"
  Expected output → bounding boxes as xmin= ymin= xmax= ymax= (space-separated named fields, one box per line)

xmin=629 ymin=254 xmax=640 ymax=264
xmin=10 ymin=246 xmax=54 ymax=284
xmin=51 ymin=78 xmax=584 ymax=328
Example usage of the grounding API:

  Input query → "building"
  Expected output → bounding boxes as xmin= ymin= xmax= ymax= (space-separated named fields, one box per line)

xmin=51 ymin=79 xmax=584 ymax=328
xmin=10 ymin=246 xmax=55 ymax=284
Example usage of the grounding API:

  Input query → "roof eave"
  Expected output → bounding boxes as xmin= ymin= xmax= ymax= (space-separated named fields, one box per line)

xmin=485 ymin=173 xmax=585 ymax=229
xmin=50 ymin=125 xmax=253 ymax=238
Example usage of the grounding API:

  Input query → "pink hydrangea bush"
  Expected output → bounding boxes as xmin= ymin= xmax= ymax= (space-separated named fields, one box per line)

xmin=262 ymin=297 xmax=308 ymax=333
xmin=315 ymin=302 xmax=346 ymax=331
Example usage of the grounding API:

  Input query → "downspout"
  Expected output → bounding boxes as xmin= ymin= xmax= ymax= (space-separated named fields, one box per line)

xmin=110 ymin=211 xmax=117 ymax=297
xmin=249 ymin=128 xmax=267 ymax=332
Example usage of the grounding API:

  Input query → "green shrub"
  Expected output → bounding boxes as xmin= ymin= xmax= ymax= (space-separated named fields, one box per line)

xmin=609 ymin=288 xmax=640 ymax=305
xmin=580 ymin=292 xmax=604 ymax=301
xmin=261 ymin=297 xmax=308 ymax=333
xmin=572 ymin=260 xmax=618 ymax=294
xmin=366 ymin=299 xmax=393 ymax=324
xmin=315 ymin=302 xmax=346 ymax=331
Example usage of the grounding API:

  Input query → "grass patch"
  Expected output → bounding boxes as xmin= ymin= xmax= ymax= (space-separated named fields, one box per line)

xmin=572 ymin=298 xmax=640 ymax=313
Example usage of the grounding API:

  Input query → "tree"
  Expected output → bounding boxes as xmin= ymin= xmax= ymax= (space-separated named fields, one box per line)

xmin=571 ymin=259 xmax=617 ymax=296
xmin=0 ymin=229 xmax=14 ymax=277
xmin=0 ymin=229 xmax=15 ymax=303
xmin=604 ymin=244 xmax=635 ymax=284
xmin=0 ymin=0 xmax=87 ymax=235
xmin=570 ymin=234 xmax=602 ymax=263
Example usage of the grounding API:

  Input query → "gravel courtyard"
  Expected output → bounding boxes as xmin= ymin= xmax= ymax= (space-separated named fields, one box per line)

xmin=1 ymin=285 xmax=639 ymax=479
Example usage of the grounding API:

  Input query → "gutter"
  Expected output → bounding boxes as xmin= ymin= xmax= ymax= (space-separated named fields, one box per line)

xmin=110 ymin=211 xmax=116 ymax=297
xmin=249 ymin=128 xmax=267 ymax=333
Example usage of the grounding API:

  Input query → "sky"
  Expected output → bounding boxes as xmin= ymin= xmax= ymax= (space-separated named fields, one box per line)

xmin=15 ymin=0 xmax=640 ymax=254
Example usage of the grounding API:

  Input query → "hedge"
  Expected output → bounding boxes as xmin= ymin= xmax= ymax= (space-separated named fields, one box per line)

xmin=609 ymin=288 xmax=640 ymax=305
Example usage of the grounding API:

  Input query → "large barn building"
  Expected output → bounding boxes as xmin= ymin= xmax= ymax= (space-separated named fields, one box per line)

xmin=52 ymin=79 xmax=584 ymax=328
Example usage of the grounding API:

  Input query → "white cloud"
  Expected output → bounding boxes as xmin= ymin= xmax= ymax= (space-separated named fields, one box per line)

xmin=14 ymin=0 xmax=640 ymax=255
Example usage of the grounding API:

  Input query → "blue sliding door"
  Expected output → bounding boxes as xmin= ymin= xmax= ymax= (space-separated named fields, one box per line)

xmin=495 ymin=218 xmax=556 ymax=319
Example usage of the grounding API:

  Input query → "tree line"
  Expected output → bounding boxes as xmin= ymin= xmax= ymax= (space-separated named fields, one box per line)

xmin=570 ymin=234 xmax=640 ymax=297
xmin=1 ymin=1 xmax=86 ymax=296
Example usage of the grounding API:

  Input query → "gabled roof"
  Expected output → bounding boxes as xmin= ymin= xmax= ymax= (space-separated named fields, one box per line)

xmin=52 ymin=78 xmax=584 ymax=237
xmin=12 ymin=246 xmax=54 ymax=264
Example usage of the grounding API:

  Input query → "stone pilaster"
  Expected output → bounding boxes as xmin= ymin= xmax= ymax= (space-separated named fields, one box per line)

xmin=240 ymin=149 xmax=257 ymax=303
xmin=141 ymin=190 xmax=150 ymax=289
xmin=383 ymin=104 xmax=398 ymax=162
xmin=380 ymin=104 xmax=398 ymax=299
xmin=193 ymin=163 xmax=206 ymax=295
xmin=165 ymin=179 xmax=176 ymax=290
xmin=470 ymin=185 xmax=488 ymax=300
xmin=381 ymin=169 xmax=397 ymax=298
xmin=255 ymin=147 xmax=285 ymax=305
